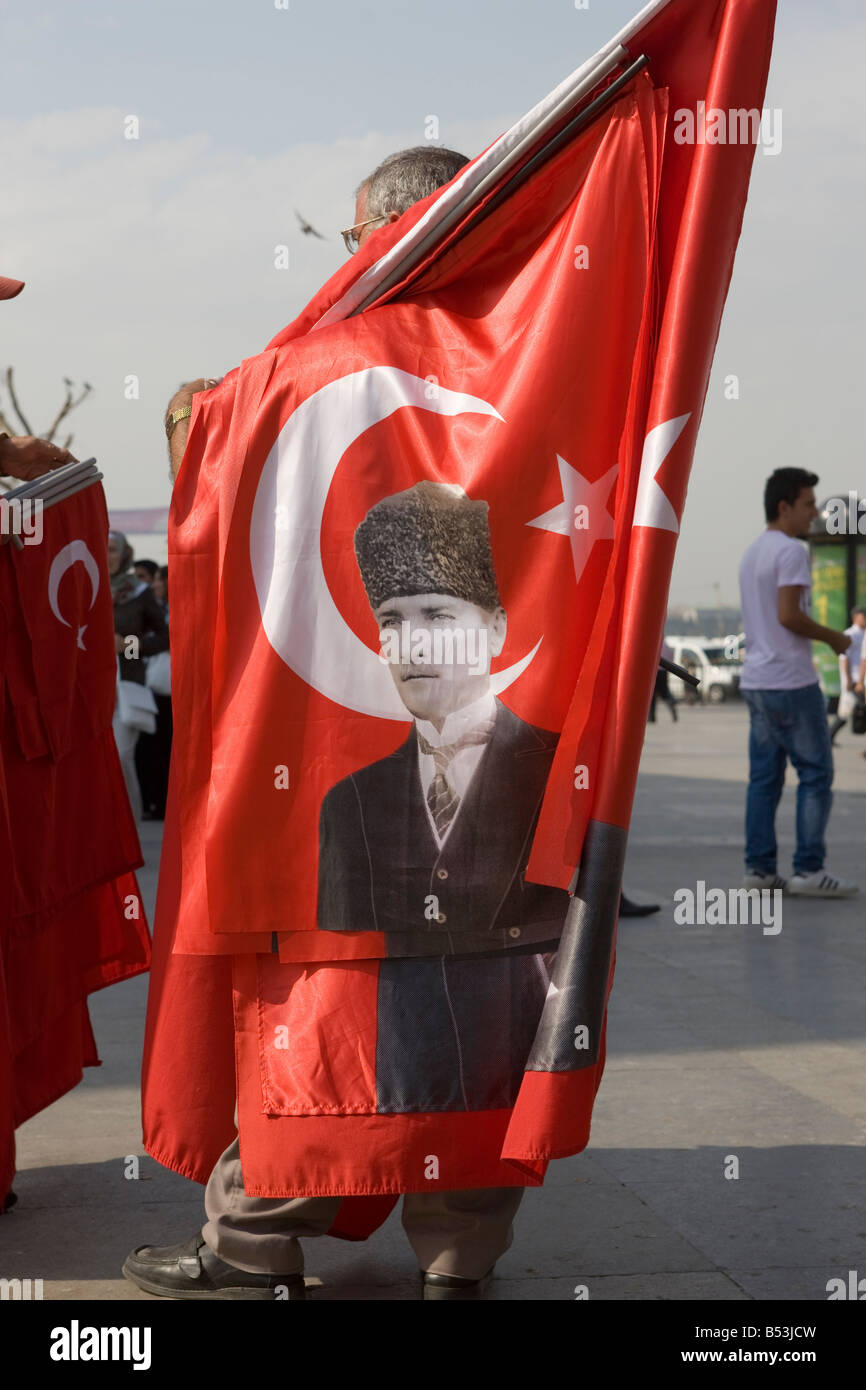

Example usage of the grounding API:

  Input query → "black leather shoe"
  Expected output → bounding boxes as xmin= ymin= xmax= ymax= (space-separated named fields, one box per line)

xmin=122 ymin=1232 xmax=306 ymax=1300
xmin=422 ymin=1268 xmax=494 ymax=1300
xmin=1 ymin=1189 xmax=17 ymax=1213
xmin=619 ymin=893 xmax=660 ymax=917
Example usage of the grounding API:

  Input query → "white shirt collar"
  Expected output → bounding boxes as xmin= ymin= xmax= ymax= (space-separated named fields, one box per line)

xmin=415 ymin=689 xmax=497 ymax=749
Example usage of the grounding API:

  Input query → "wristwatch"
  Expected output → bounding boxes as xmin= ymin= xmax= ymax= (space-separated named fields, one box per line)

xmin=165 ymin=405 xmax=192 ymax=441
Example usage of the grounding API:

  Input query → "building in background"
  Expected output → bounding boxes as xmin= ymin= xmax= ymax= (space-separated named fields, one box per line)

xmin=666 ymin=603 xmax=742 ymax=637
xmin=809 ymin=495 xmax=866 ymax=701
xmin=108 ymin=508 xmax=170 ymax=568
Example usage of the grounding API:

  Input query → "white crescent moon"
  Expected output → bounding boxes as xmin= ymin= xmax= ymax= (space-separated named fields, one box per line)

xmin=47 ymin=539 xmax=100 ymax=630
xmin=250 ymin=365 xmax=542 ymax=720
xmin=633 ymin=413 xmax=691 ymax=532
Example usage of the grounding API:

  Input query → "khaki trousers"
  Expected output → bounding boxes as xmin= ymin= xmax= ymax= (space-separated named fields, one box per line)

xmin=201 ymin=1138 xmax=524 ymax=1280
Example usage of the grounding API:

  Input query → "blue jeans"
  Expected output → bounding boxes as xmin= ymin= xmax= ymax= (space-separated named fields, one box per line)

xmin=742 ymin=684 xmax=833 ymax=876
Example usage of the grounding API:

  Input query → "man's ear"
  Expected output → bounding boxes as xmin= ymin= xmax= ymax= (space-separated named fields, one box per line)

xmin=387 ymin=210 xmax=401 ymax=225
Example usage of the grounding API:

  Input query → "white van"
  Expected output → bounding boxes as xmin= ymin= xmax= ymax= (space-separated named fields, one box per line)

xmin=664 ymin=635 xmax=744 ymax=704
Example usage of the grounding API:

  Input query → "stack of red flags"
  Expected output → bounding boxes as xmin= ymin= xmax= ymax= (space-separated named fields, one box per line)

xmin=0 ymin=483 xmax=151 ymax=1209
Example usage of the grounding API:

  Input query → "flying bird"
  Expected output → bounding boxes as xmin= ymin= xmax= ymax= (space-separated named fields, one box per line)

xmin=295 ymin=210 xmax=327 ymax=240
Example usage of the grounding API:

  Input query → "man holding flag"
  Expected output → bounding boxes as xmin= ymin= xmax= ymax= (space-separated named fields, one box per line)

xmin=128 ymin=0 xmax=777 ymax=1301
xmin=127 ymin=148 xmax=551 ymax=1301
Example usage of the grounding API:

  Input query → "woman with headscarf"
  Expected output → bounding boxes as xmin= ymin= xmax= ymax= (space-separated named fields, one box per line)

xmin=108 ymin=530 xmax=169 ymax=818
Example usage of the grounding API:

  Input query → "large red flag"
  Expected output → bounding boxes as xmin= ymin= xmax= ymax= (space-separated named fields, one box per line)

xmin=143 ymin=0 xmax=776 ymax=1220
xmin=0 ymin=484 xmax=151 ymax=1207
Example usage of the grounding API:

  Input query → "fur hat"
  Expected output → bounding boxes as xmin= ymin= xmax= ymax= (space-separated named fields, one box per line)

xmin=354 ymin=481 xmax=502 ymax=611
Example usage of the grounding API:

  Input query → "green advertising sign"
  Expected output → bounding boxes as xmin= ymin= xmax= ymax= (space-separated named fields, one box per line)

xmin=811 ymin=544 xmax=847 ymax=697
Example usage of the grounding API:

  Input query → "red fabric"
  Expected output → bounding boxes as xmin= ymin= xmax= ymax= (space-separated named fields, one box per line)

xmin=172 ymin=75 xmax=660 ymax=952
xmin=0 ymin=485 xmax=152 ymax=1207
xmin=235 ymin=948 xmax=546 ymax=1196
xmin=505 ymin=944 xmax=615 ymax=1166
xmin=0 ymin=878 xmax=14 ymax=1209
xmin=6 ymin=878 xmax=150 ymax=1128
xmin=0 ymin=595 xmax=14 ymax=1207
xmin=1 ymin=721 xmax=142 ymax=917
xmin=141 ymin=770 xmax=239 ymax=1185
xmin=4 ymin=488 xmax=116 ymax=761
xmin=529 ymin=0 xmax=779 ymax=876
xmin=0 ymin=487 xmax=141 ymax=912
xmin=143 ymin=0 xmax=776 ymax=1223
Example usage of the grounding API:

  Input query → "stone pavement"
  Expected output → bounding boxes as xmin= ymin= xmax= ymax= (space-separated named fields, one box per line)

xmin=4 ymin=702 xmax=864 ymax=1300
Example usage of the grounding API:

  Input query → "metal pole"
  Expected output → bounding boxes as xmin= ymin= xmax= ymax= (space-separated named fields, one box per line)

xmin=443 ymin=55 xmax=651 ymax=245
xmin=346 ymin=45 xmax=630 ymax=317
xmin=351 ymin=52 xmax=650 ymax=317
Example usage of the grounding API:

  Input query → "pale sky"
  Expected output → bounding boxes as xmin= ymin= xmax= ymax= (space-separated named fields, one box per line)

xmin=1 ymin=0 xmax=863 ymax=602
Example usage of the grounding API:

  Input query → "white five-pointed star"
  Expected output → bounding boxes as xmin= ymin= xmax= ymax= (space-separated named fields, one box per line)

xmin=527 ymin=455 xmax=618 ymax=586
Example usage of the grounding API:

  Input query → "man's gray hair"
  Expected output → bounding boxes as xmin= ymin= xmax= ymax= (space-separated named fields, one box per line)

xmin=359 ymin=146 xmax=469 ymax=220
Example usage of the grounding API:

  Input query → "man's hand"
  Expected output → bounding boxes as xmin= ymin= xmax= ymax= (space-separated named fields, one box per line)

xmin=164 ymin=377 xmax=213 ymax=418
xmin=165 ymin=378 xmax=221 ymax=482
xmin=778 ymin=585 xmax=851 ymax=656
xmin=0 ymin=434 xmax=75 ymax=481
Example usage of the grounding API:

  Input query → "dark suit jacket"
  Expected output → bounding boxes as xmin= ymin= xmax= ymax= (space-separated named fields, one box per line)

xmin=317 ymin=699 xmax=570 ymax=958
xmin=114 ymin=584 xmax=168 ymax=686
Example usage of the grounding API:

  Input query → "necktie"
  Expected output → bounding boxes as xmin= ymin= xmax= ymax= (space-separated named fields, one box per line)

xmin=417 ymin=718 xmax=495 ymax=838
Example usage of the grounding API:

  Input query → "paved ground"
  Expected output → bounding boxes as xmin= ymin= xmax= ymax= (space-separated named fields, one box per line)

xmin=5 ymin=702 xmax=865 ymax=1300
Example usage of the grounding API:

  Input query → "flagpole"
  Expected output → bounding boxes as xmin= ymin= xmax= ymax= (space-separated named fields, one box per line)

xmin=423 ymin=54 xmax=650 ymax=260
xmin=345 ymin=48 xmax=629 ymax=317
xmin=605 ymin=0 xmax=675 ymax=55
xmin=1 ymin=459 xmax=102 ymax=549
xmin=0 ymin=458 xmax=99 ymax=503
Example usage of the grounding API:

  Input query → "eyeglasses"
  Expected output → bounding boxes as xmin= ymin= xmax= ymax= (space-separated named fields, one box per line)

xmin=340 ymin=215 xmax=388 ymax=254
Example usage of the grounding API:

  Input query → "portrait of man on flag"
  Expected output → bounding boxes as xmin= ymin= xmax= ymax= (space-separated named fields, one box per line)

xmin=317 ymin=479 xmax=571 ymax=954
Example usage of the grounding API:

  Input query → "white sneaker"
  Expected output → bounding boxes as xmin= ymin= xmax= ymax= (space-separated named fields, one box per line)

xmin=786 ymin=870 xmax=859 ymax=898
xmin=742 ymin=871 xmax=787 ymax=890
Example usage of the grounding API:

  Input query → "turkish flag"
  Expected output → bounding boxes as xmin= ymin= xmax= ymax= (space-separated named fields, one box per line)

xmin=0 ymin=485 xmax=142 ymax=912
xmin=169 ymin=70 xmax=662 ymax=957
xmin=0 ymin=484 xmax=151 ymax=1206
xmin=0 ymin=627 xmax=13 ymax=1208
xmin=145 ymin=0 xmax=776 ymax=1209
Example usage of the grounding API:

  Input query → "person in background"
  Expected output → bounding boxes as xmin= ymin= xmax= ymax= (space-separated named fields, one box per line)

xmin=136 ymin=566 xmax=173 ymax=820
xmin=738 ymin=468 xmax=856 ymax=898
xmin=830 ymin=605 xmax=866 ymax=746
xmin=152 ymin=565 xmax=169 ymax=616
xmin=109 ymin=531 xmax=168 ymax=819
xmin=134 ymin=558 xmax=159 ymax=586
xmin=648 ymin=638 xmax=678 ymax=723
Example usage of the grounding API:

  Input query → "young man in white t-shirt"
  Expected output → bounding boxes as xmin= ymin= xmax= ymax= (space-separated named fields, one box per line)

xmin=831 ymin=606 xmax=866 ymax=745
xmin=738 ymin=468 xmax=857 ymax=898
